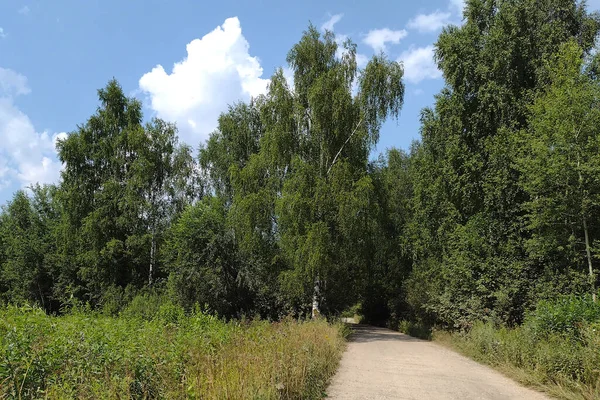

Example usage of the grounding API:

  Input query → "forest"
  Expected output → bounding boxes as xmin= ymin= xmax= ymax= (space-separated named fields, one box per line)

xmin=2 ymin=0 xmax=599 ymax=326
xmin=2 ymin=0 xmax=600 ymax=397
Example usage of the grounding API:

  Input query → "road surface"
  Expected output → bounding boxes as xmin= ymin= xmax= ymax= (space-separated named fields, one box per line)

xmin=326 ymin=324 xmax=549 ymax=400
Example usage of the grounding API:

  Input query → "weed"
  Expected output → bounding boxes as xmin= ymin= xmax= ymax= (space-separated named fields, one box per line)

xmin=0 ymin=305 xmax=345 ymax=399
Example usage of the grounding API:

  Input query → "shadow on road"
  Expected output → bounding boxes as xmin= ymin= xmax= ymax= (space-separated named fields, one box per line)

xmin=345 ymin=324 xmax=425 ymax=343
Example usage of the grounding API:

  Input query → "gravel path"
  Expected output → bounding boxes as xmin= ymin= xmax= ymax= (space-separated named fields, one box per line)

xmin=326 ymin=324 xmax=550 ymax=400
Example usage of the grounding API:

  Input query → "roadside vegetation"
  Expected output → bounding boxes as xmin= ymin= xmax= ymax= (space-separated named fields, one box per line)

xmin=435 ymin=296 xmax=600 ymax=400
xmin=0 ymin=300 xmax=346 ymax=399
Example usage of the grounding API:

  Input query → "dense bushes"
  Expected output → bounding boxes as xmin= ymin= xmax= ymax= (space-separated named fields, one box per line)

xmin=0 ymin=304 xmax=346 ymax=399
xmin=525 ymin=295 xmax=600 ymax=340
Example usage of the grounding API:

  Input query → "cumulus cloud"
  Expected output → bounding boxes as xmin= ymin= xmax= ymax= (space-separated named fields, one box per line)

xmin=139 ymin=17 xmax=269 ymax=145
xmin=0 ymin=28 xmax=6 ymax=39
xmin=407 ymin=11 xmax=452 ymax=33
xmin=0 ymin=73 xmax=66 ymax=192
xmin=321 ymin=14 xmax=343 ymax=32
xmin=18 ymin=6 xmax=30 ymax=15
xmin=363 ymin=28 xmax=408 ymax=52
xmin=398 ymin=45 xmax=442 ymax=83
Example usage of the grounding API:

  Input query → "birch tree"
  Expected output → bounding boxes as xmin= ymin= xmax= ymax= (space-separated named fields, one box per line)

xmin=517 ymin=41 xmax=600 ymax=301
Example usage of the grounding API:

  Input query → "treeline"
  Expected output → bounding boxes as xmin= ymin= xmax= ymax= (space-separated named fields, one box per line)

xmin=2 ymin=0 xmax=600 ymax=327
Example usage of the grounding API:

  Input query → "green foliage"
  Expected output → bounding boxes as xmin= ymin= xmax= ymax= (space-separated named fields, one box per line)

xmin=0 ymin=186 xmax=59 ymax=311
xmin=200 ymin=24 xmax=405 ymax=319
xmin=516 ymin=40 xmax=600 ymax=299
xmin=55 ymin=79 xmax=196 ymax=304
xmin=395 ymin=320 xmax=432 ymax=341
xmin=0 ymin=305 xmax=345 ymax=399
xmin=404 ymin=0 xmax=600 ymax=328
xmin=162 ymin=197 xmax=253 ymax=317
xmin=525 ymin=295 xmax=600 ymax=340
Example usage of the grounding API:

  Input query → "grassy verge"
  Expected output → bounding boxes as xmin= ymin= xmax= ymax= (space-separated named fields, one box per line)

xmin=0 ymin=305 xmax=346 ymax=399
xmin=434 ymin=322 xmax=600 ymax=400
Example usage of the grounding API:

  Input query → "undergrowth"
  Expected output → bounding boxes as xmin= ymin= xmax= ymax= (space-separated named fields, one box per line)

xmin=0 ymin=304 xmax=346 ymax=399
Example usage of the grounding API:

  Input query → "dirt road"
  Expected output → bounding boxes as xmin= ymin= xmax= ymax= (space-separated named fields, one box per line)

xmin=326 ymin=325 xmax=549 ymax=400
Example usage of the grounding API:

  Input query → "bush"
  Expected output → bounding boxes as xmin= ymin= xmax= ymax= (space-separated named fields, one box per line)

xmin=340 ymin=302 xmax=361 ymax=319
xmin=120 ymin=290 xmax=170 ymax=320
xmin=525 ymin=294 xmax=600 ymax=340
xmin=395 ymin=320 xmax=432 ymax=340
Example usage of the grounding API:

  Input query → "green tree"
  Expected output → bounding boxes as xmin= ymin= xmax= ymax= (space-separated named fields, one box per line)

xmin=406 ymin=0 xmax=600 ymax=326
xmin=517 ymin=41 xmax=600 ymax=301
xmin=56 ymin=79 xmax=196 ymax=303
xmin=0 ymin=186 xmax=59 ymax=310
xmin=162 ymin=198 xmax=250 ymax=316
xmin=264 ymin=27 xmax=404 ymax=317
xmin=126 ymin=119 xmax=196 ymax=286
xmin=200 ymin=26 xmax=405 ymax=317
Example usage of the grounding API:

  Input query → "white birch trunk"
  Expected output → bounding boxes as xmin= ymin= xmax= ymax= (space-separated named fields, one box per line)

xmin=312 ymin=274 xmax=320 ymax=319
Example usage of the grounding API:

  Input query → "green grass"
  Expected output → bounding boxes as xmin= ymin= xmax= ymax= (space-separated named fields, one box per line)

xmin=434 ymin=322 xmax=600 ymax=400
xmin=0 ymin=305 xmax=347 ymax=399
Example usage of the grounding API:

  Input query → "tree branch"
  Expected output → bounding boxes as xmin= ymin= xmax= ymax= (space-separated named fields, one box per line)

xmin=327 ymin=118 xmax=363 ymax=176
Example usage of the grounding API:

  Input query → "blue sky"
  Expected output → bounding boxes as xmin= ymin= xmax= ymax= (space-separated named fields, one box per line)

xmin=1 ymin=0 xmax=597 ymax=204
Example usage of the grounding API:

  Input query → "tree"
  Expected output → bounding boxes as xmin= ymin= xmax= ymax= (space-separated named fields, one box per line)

xmin=517 ymin=41 xmax=600 ymax=301
xmin=406 ymin=0 xmax=600 ymax=326
xmin=56 ymin=79 xmax=196 ymax=303
xmin=162 ymin=197 xmax=250 ymax=316
xmin=126 ymin=119 xmax=196 ymax=285
xmin=200 ymin=26 xmax=405 ymax=318
xmin=0 ymin=186 xmax=59 ymax=310
xmin=268 ymin=27 xmax=404 ymax=317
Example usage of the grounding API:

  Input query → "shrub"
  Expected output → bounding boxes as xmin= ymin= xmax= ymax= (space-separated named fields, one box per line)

xmin=525 ymin=294 xmax=600 ymax=340
xmin=395 ymin=320 xmax=432 ymax=340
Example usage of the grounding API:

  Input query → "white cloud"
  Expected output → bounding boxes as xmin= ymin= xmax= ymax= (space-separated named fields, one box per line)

xmin=18 ymin=5 xmax=30 ymax=15
xmin=363 ymin=28 xmax=408 ymax=52
xmin=321 ymin=14 xmax=343 ymax=32
xmin=139 ymin=17 xmax=269 ymax=145
xmin=449 ymin=0 xmax=465 ymax=15
xmin=398 ymin=45 xmax=442 ymax=83
xmin=0 ymin=28 xmax=6 ymax=39
xmin=407 ymin=11 xmax=452 ymax=33
xmin=0 ymin=93 xmax=65 ymax=190
xmin=0 ymin=68 xmax=31 ymax=96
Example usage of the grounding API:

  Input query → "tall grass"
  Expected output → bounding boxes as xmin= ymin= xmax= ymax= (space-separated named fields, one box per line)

xmin=0 ymin=304 xmax=346 ymax=399
xmin=435 ymin=295 xmax=600 ymax=400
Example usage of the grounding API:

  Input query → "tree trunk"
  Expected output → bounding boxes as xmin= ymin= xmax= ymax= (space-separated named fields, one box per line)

xmin=312 ymin=274 xmax=320 ymax=319
xmin=578 ymin=159 xmax=596 ymax=302
xmin=149 ymin=229 xmax=156 ymax=286
xmin=583 ymin=215 xmax=596 ymax=302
